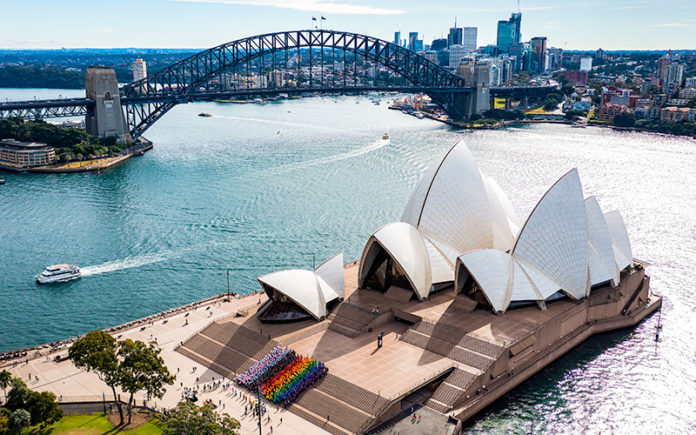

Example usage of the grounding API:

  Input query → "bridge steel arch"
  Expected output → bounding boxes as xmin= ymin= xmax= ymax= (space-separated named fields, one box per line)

xmin=121 ymin=30 xmax=472 ymax=138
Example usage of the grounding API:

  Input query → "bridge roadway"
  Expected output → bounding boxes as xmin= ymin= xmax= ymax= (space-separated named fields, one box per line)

xmin=0 ymin=85 xmax=555 ymax=120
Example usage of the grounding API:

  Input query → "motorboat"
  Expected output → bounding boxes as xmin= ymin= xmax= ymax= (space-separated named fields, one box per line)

xmin=382 ymin=133 xmax=389 ymax=140
xmin=36 ymin=264 xmax=81 ymax=284
xmin=198 ymin=113 xmax=212 ymax=117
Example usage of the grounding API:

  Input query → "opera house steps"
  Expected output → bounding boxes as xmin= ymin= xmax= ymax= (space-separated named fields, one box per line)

xmin=327 ymin=302 xmax=380 ymax=338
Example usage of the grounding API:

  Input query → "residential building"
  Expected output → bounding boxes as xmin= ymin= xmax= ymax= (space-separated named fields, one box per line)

xmin=597 ymin=103 xmax=632 ymax=122
xmin=580 ymin=56 xmax=593 ymax=72
xmin=660 ymin=106 xmax=690 ymax=122
xmin=448 ymin=23 xmax=462 ymax=48
xmin=546 ymin=47 xmax=563 ymax=71
xmin=132 ymin=58 xmax=147 ymax=93
xmin=640 ymin=79 xmax=653 ymax=95
xmin=679 ymin=88 xmax=696 ymax=100
xmin=685 ymin=77 xmax=696 ymax=88
xmin=596 ymin=48 xmax=605 ymax=60
xmin=463 ymin=27 xmax=477 ymax=52
xmin=267 ymin=70 xmax=284 ymax=87
xmin=663 ymin=62 xmax=684 ymax=95
xmin=573 ymin=98 xmax=592 ymax=112
xmin=559 ymin=70 xmax=588 ymax=85
xmin=0 ymin=139 xmax=55 ymax=168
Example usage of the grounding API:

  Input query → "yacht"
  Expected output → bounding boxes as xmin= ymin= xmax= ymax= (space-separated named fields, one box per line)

xmin=36 ymin=264 xmax=81 ymax=284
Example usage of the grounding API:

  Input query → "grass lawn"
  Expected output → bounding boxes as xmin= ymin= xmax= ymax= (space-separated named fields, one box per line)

xmin=24 ymin=413 xmax=163 ymax=435
xmin=50 ymin=157 xmax=118 ymax=169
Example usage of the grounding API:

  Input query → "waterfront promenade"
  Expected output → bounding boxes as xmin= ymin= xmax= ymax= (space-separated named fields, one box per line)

xmin=4 ymin=291 xmax=328 ymax=435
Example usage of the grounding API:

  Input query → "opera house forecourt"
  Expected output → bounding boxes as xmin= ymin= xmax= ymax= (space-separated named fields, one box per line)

xmin=172 ymin=140 xmax=660 ymax=434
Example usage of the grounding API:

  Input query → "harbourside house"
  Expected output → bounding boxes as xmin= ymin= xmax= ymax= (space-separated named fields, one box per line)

xmin=0 ymin=138 xmax=55 ymax=169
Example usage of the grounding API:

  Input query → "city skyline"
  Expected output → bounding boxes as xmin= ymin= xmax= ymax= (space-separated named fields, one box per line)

xmin=1 ymin=0 xmax=695 ymax=50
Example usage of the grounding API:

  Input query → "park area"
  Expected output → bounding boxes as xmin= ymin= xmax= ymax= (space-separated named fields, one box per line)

xmin=23 ymin=413 xmax=162 ymax=435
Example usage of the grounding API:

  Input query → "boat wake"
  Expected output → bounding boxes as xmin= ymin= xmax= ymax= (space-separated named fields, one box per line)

xmin=80 ymin=253 xmax=167 ymax=277
xmin=272 ymin=138 xmax=390 ymax=175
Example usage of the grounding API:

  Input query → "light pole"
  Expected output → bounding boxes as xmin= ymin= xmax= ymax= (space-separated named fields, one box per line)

xmin=226 ymin=269 xmax=230 ymax=297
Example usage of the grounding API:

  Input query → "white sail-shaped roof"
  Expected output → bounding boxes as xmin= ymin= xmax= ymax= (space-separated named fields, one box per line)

xmin=455 ymin=169 xmax=635 ymax=314
xmin=315 ymin=253 xmax=345 ymax=300
xmin=512 ymin=169 xmax=590 ymax=300
xmin=258 ymin=253 xmax=344 ymax=320
xmin=585 ymin=197 xmax=619 ymax=287
xmin=359 ymin=222 xmax=432 ymax=300
xmin=359 ymin=141 xmax=520 ymax=300
xmin=604 ymin=210 xmax=633 ymax=271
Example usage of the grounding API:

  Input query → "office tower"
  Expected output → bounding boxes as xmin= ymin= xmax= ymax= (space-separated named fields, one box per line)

xmin=394 ymin=31 xmax=400 ymax=46
xmin=408 ymin=32 xmax=418 ymax=51
xmin=496 ymin=13 xmax=521 ymax=53
xmin=531 ymin=37 xmax=547 ymax=73
xmin=448 ymin=23 xmax=463 ymax=48
xmin=431 ymin=38 xmax=447 ymax=51
xmin=463 ymin=27 xmax=477 ymax=52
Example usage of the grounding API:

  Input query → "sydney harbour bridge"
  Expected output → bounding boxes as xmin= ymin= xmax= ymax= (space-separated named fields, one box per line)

xmin=0 ymin=30 xmax=555 ymax=141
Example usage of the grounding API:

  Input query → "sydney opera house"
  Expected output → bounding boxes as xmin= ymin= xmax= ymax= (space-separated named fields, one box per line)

xmin=177 ymin=141 xmax=660 ymax=434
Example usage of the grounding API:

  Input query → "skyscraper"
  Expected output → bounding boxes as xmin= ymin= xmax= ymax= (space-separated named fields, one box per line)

xmin=496 ymin=13 xmax=522 ymax=53
xmin=663 ymin=62 xmax=684 ymax=95
xmin=431 ymin=38 xmax=447 ymax=51
xmin=394 ymin=31 xmax=400 ymax=46
xmin=531 ymin=37 xmax=547 ymax=73
xmin=408 ymin=32 xmax=418 ymax=51
xmin=463 ymin=27 xmax=477 ymax=52
xmin=448 ymin=23 xmax=462 ymax=48
xmin=132 ymin=58 xmax=147 ymax=93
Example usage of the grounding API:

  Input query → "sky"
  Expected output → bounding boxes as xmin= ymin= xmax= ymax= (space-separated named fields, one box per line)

xmin=1 ymin=0 xmax=695 ymax=50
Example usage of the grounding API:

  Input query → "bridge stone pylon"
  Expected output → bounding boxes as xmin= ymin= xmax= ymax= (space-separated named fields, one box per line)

xmin=85 ymin=66 xmax=132 ymax=144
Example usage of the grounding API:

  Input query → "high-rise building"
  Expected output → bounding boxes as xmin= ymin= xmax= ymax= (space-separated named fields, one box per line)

xmin=547 ymin=47 xmax=563 ymax=71
xmin=531 ymin=37 xmax=547 ymax=73
xmin=496 ymin=13 xmax=522 ymax=53
xmin=580 ymin=56 xmax=593 ymax=72
xmin=596 ymin=48 xmax=605 ymax=60
xmin=448 ymin=45 xmax=468 ymax=69
xmin=431 ymin=38 xmax=447 ymax=51
xmin=463 ymin=27 xmax=477 ymax=52
xmin=448 ymin=22 xmax=462 ymax=48
xmin=663 ymin=62 xmax=684 ymax=95
xmin=408 ymin=32 xmax=418 ymax=51
xmin=424 ymin=51 xmax=438 ymax=64
xmin=656 ymin=53 xmax=671 ymax=86
xmin=132 ymin=58 xmax=147 ymax=93
xmin=394 ymin=31 xmax=400 ymax=46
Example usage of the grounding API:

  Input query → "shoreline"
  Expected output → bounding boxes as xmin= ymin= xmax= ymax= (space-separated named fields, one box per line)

xmin=0 ymin=289 xmax=264 ymax=367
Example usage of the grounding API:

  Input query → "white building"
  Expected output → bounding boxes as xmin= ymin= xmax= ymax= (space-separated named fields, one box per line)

xmin=359 ymin=141 xmax=634 ymax=314
xmin=132 ymin=58 xmax=147 ymax=93
xmin=359 ymin=142 xmax=521 ymax=300
xmin=257 ymin=254 xmax=344 ymax=321
xmin=685 ymin=77 xmax=696 ymax=88
xmin=448 ymin=45 xmax=468 ymax=69
xmin=580 ymin=56 xmax=593 ymax=72
xmin=463 ymin=27 xmax=477 ymax=52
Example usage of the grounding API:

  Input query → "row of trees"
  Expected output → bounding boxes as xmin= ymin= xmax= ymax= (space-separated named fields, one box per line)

xmin=0 ymin=370 xmax=63 ymax=434
xmin=0 ymin=118 xmax=124 ymax=163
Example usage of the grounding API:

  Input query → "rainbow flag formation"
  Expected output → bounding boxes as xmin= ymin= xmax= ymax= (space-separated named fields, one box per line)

xmin=235 ymin=346 xmax=328 ymax=406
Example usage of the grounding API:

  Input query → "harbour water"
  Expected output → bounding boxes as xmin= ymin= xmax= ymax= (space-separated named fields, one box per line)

xmin=1 ymin=89 xmax=695 ymax=432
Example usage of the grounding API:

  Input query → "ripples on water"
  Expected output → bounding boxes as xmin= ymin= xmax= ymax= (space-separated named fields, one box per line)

xmin=1 ymin=90 xmax=695 ymax=432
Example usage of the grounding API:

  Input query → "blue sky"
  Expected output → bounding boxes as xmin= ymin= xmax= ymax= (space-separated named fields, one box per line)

xmin=1 ymin=0 xmax=694 ymax=50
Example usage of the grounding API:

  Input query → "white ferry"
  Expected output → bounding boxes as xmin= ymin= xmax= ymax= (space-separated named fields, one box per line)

xmin=36 ymin=264 xmax=81 ymax=284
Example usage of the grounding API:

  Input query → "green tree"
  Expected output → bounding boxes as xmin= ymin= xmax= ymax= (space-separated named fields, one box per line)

xmin=5 ymin=379 xmax=30 ymax=413
xmin=8 ymin=409 xmax=30 ymax=434
xmin=25 ymin=391 xmax=62 ymax=428
xmin=68 ymin=330 xmax=124 ymax=425
xmin=613 ymin=112 xmax=636 ymax=127
xmin=117 ymin=339 xmax=175 ymax=424
xmin=162 ymin=401 xmax=240 ymax=435
xmin=0 ymin=408 xmax=10 ymax=434
xmin=0 ymin=370 xmax=11 ymax=405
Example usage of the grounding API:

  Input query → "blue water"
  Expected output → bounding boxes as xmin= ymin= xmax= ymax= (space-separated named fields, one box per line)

xmin=2 ymin=89 xmax=695 ymax=431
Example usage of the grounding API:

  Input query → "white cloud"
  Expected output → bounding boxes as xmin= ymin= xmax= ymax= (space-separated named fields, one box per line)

xmin=648 ymin=22 xmax=692 ymax=28
xmin=172 ymin=0 xmax=404 ymax=15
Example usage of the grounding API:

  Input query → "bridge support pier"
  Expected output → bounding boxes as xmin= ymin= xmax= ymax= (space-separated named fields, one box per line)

xmin=85 ymin=67 xmax=132 ymax=144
